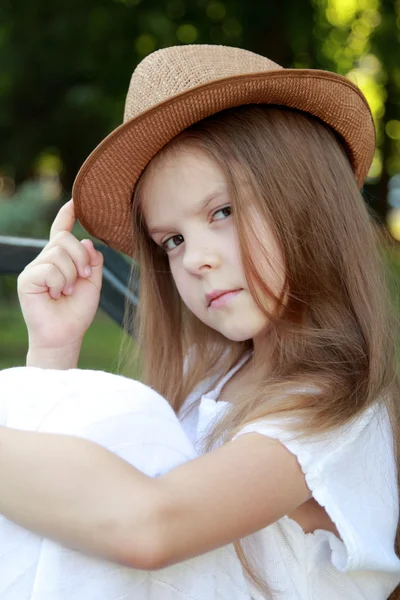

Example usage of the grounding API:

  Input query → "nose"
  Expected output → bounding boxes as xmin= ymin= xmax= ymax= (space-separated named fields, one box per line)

xmin=182 ymin=243 xmax=221 ymax=274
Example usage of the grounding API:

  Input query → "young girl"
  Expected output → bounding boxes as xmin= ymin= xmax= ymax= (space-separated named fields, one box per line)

xmin=0 ymin=44 xmax=399 ymax=599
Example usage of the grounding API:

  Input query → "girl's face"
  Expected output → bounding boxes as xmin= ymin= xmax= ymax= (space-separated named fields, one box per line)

xmin=141 ymin=145 xmax=285 ymax=343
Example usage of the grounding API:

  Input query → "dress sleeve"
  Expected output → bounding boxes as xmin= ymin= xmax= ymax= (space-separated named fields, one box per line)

xmin=232 ymin=403 xmax=400 ymax=574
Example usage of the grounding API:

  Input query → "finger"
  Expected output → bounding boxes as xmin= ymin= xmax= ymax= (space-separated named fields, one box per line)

xmin=81 ymin=240 xmax=104 ymax=290
xmin=81 ymin=239 xmax=103 ymax=268
xmin=41 ymin=232 xmax=92 ymax=279
xmin=80 ymin=239 xmax=104 ymax=289
xmin=50 ymin=199 xmax=76 ymax=240
xmin=39 ymin=246 xmax=79 ymax=294
xmin=19 ymin=263 xmax=67 ymax=300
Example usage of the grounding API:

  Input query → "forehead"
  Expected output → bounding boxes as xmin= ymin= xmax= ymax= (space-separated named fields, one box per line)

xmin=139 ymin=144 xmax=227 ymax=225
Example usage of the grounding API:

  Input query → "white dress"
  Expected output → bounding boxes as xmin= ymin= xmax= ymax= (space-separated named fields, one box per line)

xmin=0 ymin=362 xmax=399 ymax=599
xmin=179 ymin=355 xmax=400 ymax=599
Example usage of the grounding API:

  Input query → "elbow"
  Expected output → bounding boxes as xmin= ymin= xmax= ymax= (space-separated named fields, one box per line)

xmin=116 ymin=530 xmax=168 ymax=571
xmin=108 ymin=494 xmax=171 ymax=571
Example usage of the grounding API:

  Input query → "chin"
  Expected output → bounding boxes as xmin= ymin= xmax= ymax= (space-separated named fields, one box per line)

xmin=220 ymin=326 xmax=262 ymax=342
xmin=220 ymin=316 xmax=270 ymax=342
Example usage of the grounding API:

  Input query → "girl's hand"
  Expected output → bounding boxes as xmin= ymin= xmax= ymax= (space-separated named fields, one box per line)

xmin=17 ymin=200 xmax=104 ymax=368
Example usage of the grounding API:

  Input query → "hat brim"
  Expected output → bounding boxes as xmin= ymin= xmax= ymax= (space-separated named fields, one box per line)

xmin=73 ymin=69 xmax=375 ymax=256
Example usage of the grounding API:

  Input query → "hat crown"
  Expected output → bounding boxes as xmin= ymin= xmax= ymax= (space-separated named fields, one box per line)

xmin=123 ymin=44 xmax=282 ymax=122
xmin=74 ymin=44 xmax=375 ymax=256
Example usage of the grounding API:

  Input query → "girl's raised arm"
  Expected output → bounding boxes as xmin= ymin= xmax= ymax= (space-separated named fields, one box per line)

xmin=0 ymin=426 xmax=309 ymax=569
xmin=18 ymin=200 xmax=103 ymax=369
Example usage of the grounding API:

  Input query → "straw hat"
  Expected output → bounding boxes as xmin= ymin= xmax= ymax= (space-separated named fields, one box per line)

xmin=73 ymin=44 xmax=375 ymax=256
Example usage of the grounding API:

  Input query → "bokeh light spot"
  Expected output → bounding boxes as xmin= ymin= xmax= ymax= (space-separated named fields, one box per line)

xmin=176 ymin=24 xmax=198 ymax=43
xmin=386 ymin=120 xmax=400 ymax=140
xmin=222 ymin=17 xmax=242 ymax=37
xmin=135 ymin=34 xmax=157 ymax=56
xmin=206 ymin=1 xmax=226 ymax=21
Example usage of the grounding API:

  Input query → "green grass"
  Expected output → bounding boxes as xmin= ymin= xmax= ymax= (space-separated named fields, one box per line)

xmin=0 ymin=303 xmax=137 ymax=375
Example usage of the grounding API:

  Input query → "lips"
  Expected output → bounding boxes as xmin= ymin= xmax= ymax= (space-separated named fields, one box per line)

xmin=205 ymin=289 xmax=241 ymax=307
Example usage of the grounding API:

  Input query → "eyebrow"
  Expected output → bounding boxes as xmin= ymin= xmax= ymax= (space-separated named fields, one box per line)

xmin=147 ymin=188 xmax=227 ymax=236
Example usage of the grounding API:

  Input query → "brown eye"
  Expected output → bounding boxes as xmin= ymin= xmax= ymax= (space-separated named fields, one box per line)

xmin=163 ymin=234 xmax=184 ymax=251
xmin=212 ymin=205 xmax=232 ymax=221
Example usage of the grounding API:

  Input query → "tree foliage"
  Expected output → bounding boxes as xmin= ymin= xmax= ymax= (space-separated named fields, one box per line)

xmin=1 ymin=0 xmax=399 ymax=219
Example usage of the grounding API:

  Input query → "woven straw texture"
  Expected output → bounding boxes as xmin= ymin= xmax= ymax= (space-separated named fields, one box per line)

xmin=73 ymin=45 xmax=375 ymax=256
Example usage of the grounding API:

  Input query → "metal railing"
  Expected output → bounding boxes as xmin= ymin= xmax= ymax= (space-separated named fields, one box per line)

xmin=0 ymin=236 xmax=138 ymax=329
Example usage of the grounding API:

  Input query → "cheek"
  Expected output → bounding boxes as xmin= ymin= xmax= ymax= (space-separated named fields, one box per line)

xmin=169 ymin=263 xmax=193 ymax=304
xmin=224 ymin=226 xmax=243 ymax=269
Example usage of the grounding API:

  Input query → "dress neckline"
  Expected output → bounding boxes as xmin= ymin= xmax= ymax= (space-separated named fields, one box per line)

xmin=201 ymin=352 xmax=252 ymax=403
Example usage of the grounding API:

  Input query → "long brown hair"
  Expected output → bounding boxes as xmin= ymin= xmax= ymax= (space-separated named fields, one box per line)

xmin=126 ymin=105 xmax=400 ymax=597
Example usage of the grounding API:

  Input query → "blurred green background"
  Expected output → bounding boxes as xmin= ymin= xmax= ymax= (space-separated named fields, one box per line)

xmin=1 ymin=0 xmax=400 ymax=372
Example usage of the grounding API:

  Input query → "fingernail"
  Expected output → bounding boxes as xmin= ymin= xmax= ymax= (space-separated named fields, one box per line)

xmin=66 ymin=285 xmax=74 ymax=295
xmin=84 ymin=266 xmax=92 ymax=277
